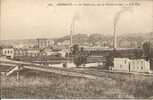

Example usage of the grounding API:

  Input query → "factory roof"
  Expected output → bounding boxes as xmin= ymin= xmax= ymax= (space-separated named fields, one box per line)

xmin=0 ymin=45 xmax=13 ymax=49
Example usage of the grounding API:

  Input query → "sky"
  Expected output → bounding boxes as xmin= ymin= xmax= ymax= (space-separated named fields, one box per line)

xmin=0 ymin=0 xmax=153 ymax=40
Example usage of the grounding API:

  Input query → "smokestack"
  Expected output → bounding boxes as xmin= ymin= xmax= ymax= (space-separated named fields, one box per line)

xmin=113 ymin=8 xmax=131 ymax=50
xmin=70 ymin=30 xmax=73 ymax=47
xmin=113 ymin=20 xmax=117 ymax=49
xmin=70 ymin=17 xmax=75 ymax=47
xmin=70 ymin=14 xmax=79 ymax=47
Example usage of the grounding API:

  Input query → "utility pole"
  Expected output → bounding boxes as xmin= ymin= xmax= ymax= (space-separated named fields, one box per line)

xmin=16 ymin=66 xmax=20 ymax=82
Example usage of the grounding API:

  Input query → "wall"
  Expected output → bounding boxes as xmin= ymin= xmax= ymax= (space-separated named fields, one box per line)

xmin=130 ymin=59 xmax=150 ymax=73
xmin=113 ymin=58 xmax=129 ymax=72
xmin=113 ymin=58 xmax=150 ymax=73
xmin=2 ymin=48 xmax=14 ymax=59
xmin=37 ymin=39 xmax=54 ymax=49
xmin=14 ymin=49 xmax=28 ymax=57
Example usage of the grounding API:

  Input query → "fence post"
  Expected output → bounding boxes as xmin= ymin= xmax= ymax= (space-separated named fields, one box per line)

xmin=17 ymin=64 xmax=22 ymax=82
xmin=16 ymin=67 xmax=19 ymax=82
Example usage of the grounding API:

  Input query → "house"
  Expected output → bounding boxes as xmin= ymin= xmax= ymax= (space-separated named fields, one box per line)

xmin=113 ymin=58 xmax=151 ymax=73
xmin=0 ymin=46 xmax=14 ymax=59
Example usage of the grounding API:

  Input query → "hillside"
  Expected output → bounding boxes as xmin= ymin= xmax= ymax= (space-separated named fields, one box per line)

xmin=55 ymin=32 xmax=153 ymax=46
xmin=0 ymin=39 xmax=37 ymax=46
xmin=0 ymin=32 xmax=153 ymax=47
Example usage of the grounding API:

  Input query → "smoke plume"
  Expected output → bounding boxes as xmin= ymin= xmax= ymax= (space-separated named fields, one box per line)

xmin=113 ymin=7 xmax=132 ymax=49
xmin=114 ymin=7 xmax=132 ymax=28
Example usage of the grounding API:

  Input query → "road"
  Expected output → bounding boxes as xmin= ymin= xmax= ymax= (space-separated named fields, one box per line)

xmin=1 ymin=57 xmax=153 ymax=80
xmin=0 ymin=57 xmax=102 ymax=80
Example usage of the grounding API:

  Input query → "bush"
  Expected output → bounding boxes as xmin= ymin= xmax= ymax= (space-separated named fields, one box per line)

xmin=73 ymin=55 xmax=87 ymax=67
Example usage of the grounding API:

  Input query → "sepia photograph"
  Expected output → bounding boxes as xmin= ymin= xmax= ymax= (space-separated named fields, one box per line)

xmin=0 ymin=0 xmax=153 ymax=99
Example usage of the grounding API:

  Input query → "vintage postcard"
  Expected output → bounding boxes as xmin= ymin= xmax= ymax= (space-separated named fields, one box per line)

xmin=0 ymin=0 xmax=153 ymax=99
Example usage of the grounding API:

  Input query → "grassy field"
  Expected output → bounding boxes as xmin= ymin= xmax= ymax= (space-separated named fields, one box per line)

xmin=1 ymin=68 xmax=153 ymax=99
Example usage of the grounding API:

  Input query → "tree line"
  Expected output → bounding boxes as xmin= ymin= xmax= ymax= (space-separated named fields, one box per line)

xmin=70 ymin=41 xmax=153 ymax=67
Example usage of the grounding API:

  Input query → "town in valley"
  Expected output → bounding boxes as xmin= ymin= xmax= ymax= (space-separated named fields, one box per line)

xmin=0 ymin=0 xmax=153 ymax=99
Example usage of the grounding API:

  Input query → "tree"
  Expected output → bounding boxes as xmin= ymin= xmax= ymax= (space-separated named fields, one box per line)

xmin=73 ymin=55 xmax=87 ymax=67
xmin=142 ymin=41 xmax=151 ymax=61
xmin=134 ymin=49 xmax=143 ymax=59
xmin=70 ymin=44 xmax=87 ymax=67
xmin=71 ymin=44 xmax=80 ymax=55
xmin=105 ymin=50 xmax=122 ymax=68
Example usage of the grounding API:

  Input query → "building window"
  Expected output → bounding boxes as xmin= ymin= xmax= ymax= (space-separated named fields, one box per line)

xmin=141 ymin=61 xmax=143 ymax=65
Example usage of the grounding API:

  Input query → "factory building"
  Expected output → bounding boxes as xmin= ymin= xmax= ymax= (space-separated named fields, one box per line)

xmin=0 ymin=46 xmax=14 ymax=59
xmin=113 ymin=58 xmax=151 ymax=73
xmin=36 ymin=38 xmax=54 ymax=49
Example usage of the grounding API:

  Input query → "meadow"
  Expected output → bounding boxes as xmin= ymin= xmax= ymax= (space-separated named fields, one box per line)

xmin=1 ymin=68 xmax=153 ymax=99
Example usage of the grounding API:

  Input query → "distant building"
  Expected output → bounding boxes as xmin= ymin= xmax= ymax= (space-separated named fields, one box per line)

xmin=0 ymin=46 xmax=14 ymax=59
xmin=56 ymin=40 xmax=70 ymax=47
xmin=80 ymin=63 xmax=103 ymax=68
xmin=40 ymin=48 xmax=68 ymax=58
xmin=57 ymin=50 xmax=68 ymax=58
xmin=13 ymin=44 xmax=35 ymax=49
xmin=113 ymin=58 xmax=150 ymax=73
xmin=14 ymin=48 xmax=40 ymax=57
xmin=27 ymin=49 xmax=40 ymax=57
xmin=40 ymin=48 xmax=52 ymax=56
xmin=62 ymin=40 xmax=70 ymax=45
xmin=81 ymin=47 xmax=142 ymax=58
xmin=14 ymin=48 xmax=28 ymax=57
xmin=37 ymin=38 xmax=54 ymax=49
